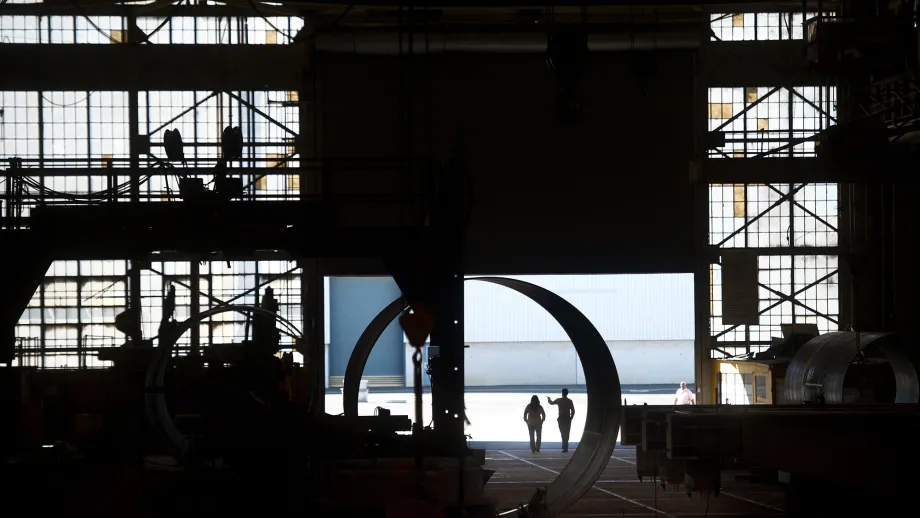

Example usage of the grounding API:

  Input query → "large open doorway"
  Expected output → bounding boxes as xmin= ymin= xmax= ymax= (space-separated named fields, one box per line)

xmin=323 ymin=273 xmax=694 ymax=447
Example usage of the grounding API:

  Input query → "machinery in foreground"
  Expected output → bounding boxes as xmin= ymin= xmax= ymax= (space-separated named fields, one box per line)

xmin=1 ymin=283 xmax=496 ymax=516
xmin=0 ymin=149 xmax=499 ymax=516
xmin=621 ymin=329 xmax=920 ymax=516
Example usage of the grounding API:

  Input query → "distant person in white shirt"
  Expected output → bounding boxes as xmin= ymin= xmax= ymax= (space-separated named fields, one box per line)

xmin=674 ymin=381 xmax=695 ymax=405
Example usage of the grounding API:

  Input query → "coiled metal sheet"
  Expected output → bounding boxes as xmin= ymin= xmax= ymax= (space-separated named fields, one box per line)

xmin=342 ymin=276 xmax=622 ymax=516
xmin=783 ymin=331 xmax=919 ymax=404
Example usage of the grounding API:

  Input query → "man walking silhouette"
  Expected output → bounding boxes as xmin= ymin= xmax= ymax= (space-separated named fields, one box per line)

xmin=547 ymin=388 xmax=575 ymax=453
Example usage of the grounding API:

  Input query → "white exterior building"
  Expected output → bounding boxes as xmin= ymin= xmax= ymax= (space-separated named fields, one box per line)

xmin=405 ymin=274 xmax=695 ymax=387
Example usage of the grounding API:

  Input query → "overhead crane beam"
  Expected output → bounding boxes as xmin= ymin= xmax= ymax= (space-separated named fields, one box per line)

xmin=6 ymin=0 xmax=835 ymax=13
xmin=0 ymin=44 xmax=307 ymax=91
xmin=0 ymin=3 xmax=306 ymax=17
xmin=14 ymin=201 xmax=429 ymax=260
xmin=277 ymin=0 xmax=831 ymax=9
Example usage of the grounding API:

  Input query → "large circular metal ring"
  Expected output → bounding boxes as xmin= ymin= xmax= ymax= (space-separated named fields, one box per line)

xmin=784 ymin=331 xmax=920 ymax=404
xmin=342 ymin=276 xmax=622 ymax=515
xmin=145 ymin=304 xmax=304 ymax=460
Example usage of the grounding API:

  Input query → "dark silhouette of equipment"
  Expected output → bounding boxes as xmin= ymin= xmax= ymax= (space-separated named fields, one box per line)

xmin=114 ymin=307 xmax=142 ymax=344
xmin=252 ymin=287 xmax=281 ymax=354
xmin=160 ymin=284 xmax=176 ymax=328
xmin=221 ymin=126 xmax=244 ymax=161
xmin=176 ymin=124 xmax=244 ymax=202
xmin=127 ymin=21 xmax=149 ymax=44
xmin=546 ymin=28 xmax=590 ymax=121
xmin=163 ymin=129 xmax=187 ymax=167
xmin=816 ymin=120 xmax=890 ymax=161
xmin=213 ymin=171 xmax=243 ymax=200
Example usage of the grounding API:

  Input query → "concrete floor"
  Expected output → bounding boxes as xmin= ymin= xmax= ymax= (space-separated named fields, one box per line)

xmin=327 ymin=390 xmax=786 ymax=516
xmin=325 ymin=390 xmax=676 ymax=442
xmin=483 ymin=446 xmax=786 ymax=517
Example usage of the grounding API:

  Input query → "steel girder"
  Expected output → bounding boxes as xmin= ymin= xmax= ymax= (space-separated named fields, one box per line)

xmin=0 ymin=44 xmax=306 ymax=91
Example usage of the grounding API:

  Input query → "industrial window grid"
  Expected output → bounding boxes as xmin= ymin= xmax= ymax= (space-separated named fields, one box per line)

xmin=707 ymin=86 xmax=837 ymax=159
xmin=140 ymin=260 xmax=302 ymax=356
xmin=709 ymin=12 xmax=820 ymax=42
xmin=137 ymin=15 xmax=306 ymax=45
xmin=720 ymin=372 xmax=754 ymax=404
xmin=140 ymin=90 xmax=301 ymax=201
xmin=705 ymin=80 xmax=840 ymax=356
xmin=0 ymin=14 xmax=304 ymax=44
xmin=13 ymin=260 xmax=128 ymax=369
xmin=12 ymin=260 xmax=303 ymax=369
xmin=3 ymin=88 xmax=304 ymax=370
xmin=709 ymin=254 xmax=839 ymax=359
xmin=709 ymin=183 xmax=838 ymax=249
xmin=0 ymin=90 xmax=133 ymax=222
xmin=1 ymin=87 xmax=302 ymax=228
xmin=0 ymin=92 xmax=40 ymax=158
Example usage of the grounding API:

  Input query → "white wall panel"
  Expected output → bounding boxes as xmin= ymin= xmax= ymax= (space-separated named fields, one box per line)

xmin=463 ymin=340 xmax=693 ymax=387
xmin=462 ymin=274 xmax=694 ymax=343
xmin=574 ymin=341 xmax=694 ymax=386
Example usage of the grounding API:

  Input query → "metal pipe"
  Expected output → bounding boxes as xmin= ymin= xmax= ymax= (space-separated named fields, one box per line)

xmin=314 ymin=31 xmax=700 ymax=54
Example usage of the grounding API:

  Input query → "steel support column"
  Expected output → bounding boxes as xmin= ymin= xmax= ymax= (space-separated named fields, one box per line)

xmin=693 ymin=32 xmax=714 ymax=404
xmin=127 ymin=20 xmax=143 ymax=345
xmin=693 ymin=182 xmax=713 ymax=404
xmin=300 ymin=38 xmax=325 ymax=415
xmin=429 ymin=159 xmax=466 ymax=451
xmin=190 ymin=260 xmax=200 ymax=356
xmin=385 ymin=159 xmax=466 ymax=452
xmin=301 ymin=259 xmax=324 ymax=415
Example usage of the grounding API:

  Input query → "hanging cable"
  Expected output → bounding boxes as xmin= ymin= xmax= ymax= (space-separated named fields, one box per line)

xmin=41 ymin=92 xmax=93 ymax=108
xmin=246 ymin=0 xmax=298 ymax=41
xmin=15 ymin=164 xmax=157 ymax=202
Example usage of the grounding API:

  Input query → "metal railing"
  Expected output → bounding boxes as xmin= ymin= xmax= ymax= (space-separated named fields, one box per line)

xmin=1 ymin=155 xmax=436 ymax=229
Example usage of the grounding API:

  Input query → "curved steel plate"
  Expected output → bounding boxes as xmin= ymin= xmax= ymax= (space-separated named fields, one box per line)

xmin=342 ymin=276 xmax=622 ymax=516
xmin=785 ymin=331 xmax=919 ymax=404
xmin=876 ymin=339 xmax=920 ymax=404
xmin=343 ymin=295 xmax=409 ymax=418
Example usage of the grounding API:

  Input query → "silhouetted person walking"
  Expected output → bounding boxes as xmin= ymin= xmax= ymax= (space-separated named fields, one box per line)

xmin=547 ymin=388 xmax=575 ymax=453
xmin=523 ymin=395 xmax=546 ymax=453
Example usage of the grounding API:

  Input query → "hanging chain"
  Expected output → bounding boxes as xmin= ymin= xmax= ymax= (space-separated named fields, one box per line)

xmin=412 ymin=344 xmax=424 ymax=468
xmin=412 ymin=345 xmax=424 ymax=430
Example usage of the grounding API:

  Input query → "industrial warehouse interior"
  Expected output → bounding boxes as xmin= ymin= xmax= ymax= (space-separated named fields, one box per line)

xmin=0 ymin=0 xmax=916 ymax=516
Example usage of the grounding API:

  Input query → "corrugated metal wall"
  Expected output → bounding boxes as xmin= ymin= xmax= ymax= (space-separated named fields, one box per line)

xmin=462 ymin=274 xmax=694 ymax=342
